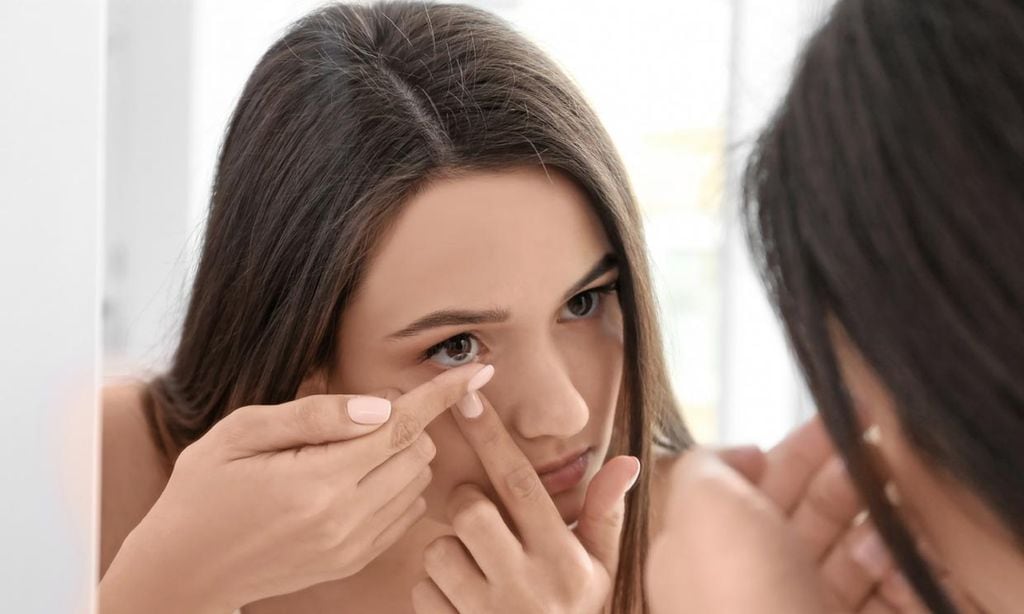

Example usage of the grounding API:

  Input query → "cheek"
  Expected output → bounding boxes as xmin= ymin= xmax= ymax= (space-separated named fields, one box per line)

xmin=560 ymin=309 xmax=625 ymax=432
xmin=420 ymin=413 xmax=493 ymax=521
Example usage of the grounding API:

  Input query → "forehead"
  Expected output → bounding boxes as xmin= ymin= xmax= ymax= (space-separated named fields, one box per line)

xmin=347 ymin=166 xmax=613 ymax=329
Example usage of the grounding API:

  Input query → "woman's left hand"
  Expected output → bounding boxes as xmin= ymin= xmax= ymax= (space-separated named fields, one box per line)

xmin=411 ymin=392 xmax=639 ymax=614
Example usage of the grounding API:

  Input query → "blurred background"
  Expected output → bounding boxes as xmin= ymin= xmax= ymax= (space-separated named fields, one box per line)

xmin=2 ymin=0 xmax=830 ymax=610
xmin=103 ymin=0 xmax=830 ymax=446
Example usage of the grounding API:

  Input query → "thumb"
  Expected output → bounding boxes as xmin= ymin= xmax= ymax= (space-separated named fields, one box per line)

xmin=574 ymin=455 xmax=641 ymax=576
xmin=215 ymin=388 xmax=401 ymax=455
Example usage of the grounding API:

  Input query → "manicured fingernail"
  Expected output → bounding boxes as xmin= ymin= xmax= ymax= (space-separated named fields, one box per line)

xmin=457 ymin=391 xmax=483 ymax=419
xmin=885 ymin=481 xmax=902 ymax=506
xmin=347 ymin=396 xmax=392 ymax=425
xmin=626 ymin=457 xmax=642 ymax=492
xmin=467 ymin=364 xmax=495 ymax=392
xmin=850 ymin=531 xmax=892 ymax=579
xmin=863 ymin=424 xmax=882 ymax=445
xmin=852 ymin=509 xmax=870 ymax=526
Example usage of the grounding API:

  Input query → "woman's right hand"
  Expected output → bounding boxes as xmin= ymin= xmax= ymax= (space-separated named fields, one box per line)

xmin=99 ymin=362 xmax=495 ymax=614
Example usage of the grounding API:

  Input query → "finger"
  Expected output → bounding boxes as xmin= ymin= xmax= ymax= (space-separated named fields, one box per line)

xmin=370 ymin=495 xmax=428 ymax=551
xmin=449 ymin=391 xmax=568 ymax=549
xmin=821 ymin=520 xmax=893 ymax=610
xmin=446 ymin=483 xmax=523 ymax=578
xmin=574 ymin=455 xmax=640 ymax=576
xmin=365 ymin=465 xmax=432 ymax=543
xmin=350 ymin=363 xmax=494 ymax=471
xmin=411 ymin=579 xmax=459 ymax=614
xmin=790 ymin=455 xmax=862 ymax=561
xmin=713 ymin=445 xmax=767 ymax=483
xmin=878 ymin=572 xmax=930 ymax=614
xmin=356 ymin=432 xmax=436 ymax=507
xmin=216 ymin=390 xmax=398 ymax=455
xmin=759 ymin=416 xmax=835 ymax=512
xmin=423 ymin=535 xmax=489 ymax=613
xmin=859 ymin=596 xmax=898 ymax=614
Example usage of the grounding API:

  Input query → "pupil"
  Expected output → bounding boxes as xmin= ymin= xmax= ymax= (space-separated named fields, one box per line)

xmin=573 ymin=293 xmax=593 ymax=316
xmin=447 ymin=336 xmax=470 ymax=358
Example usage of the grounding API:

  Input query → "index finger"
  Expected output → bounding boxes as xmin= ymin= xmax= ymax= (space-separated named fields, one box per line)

xmin=348 ymin=363 xmax=495 ymax=471
xmin=759 ymin=415 xmax=836 ymax=512
xmin=450 ymin=391 xmax=568 ymax=550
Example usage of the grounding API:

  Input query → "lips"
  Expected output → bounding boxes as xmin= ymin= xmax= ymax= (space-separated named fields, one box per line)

xmin=534 ymin=447 xmax=592 ymax=495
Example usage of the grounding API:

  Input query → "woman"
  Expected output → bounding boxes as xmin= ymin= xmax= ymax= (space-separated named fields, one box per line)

xmin=650 ymin=0 xmax=1024 ymax=612
xmin=99 ymin=3 xmax=884 ymax=613
xmin=100 ymin=3 xmax=684 ymax=612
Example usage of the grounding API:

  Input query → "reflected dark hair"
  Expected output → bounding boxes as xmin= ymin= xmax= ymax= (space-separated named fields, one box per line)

xmin=745 ymin=0 xmax=1024 ymax=611
xmin=146 ymin=2 xmax=690 ymax=611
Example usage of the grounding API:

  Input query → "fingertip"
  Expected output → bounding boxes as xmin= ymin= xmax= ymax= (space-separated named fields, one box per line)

xmin=467 ymin=363 xmax=495 ymax=392
xmin=625 ymin=456 xmax=642 ymax=493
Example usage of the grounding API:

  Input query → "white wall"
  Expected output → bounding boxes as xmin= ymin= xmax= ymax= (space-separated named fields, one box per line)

xmin=718 ymin=0 xmax=832 ymax=446
xmin=0 ymin=2 xmax=105 ymax=611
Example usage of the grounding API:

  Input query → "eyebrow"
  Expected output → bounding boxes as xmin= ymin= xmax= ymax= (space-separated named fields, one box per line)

xmin=386 ymin=253 xmax=619 ymax=340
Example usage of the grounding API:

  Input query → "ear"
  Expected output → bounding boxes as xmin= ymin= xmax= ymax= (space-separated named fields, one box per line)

xmin=295 ymin=366 xmax=330 ymax=399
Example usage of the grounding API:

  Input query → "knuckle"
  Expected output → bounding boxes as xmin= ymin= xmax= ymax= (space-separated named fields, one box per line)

xmin=415 ymin=434 xmax=437 ymax=461
xmin=292 ymin=398 xmax=331 ymax=443
xmin=504 ymin=463 xmax=543 ymax=502
xmin=389 ymin=412 xmax=423 ymax=451
xmin=424 ymin=535 xmax=458 ymax=568
xmin=452 ymin=499 xmax=494 ymax=534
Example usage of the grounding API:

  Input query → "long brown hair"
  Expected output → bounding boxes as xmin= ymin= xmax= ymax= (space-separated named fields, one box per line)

xmin=147 ymin=2 xmax=690 ymax=610
xmin=744 ymin=0 xmax=1024 ymax=611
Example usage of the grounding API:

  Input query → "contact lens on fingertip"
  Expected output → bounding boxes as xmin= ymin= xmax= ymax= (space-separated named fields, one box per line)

xmin=467 ymin=364 xmax=495 ymax=392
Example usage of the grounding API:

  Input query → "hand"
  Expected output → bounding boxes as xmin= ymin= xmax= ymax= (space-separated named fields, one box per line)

xmin=99 ymin=362 xmax=494 ymax=614
xmin=412 ymin=393 xmax=639 ymax=614
xmin=754 ymin=418 xmax=927 ymax=613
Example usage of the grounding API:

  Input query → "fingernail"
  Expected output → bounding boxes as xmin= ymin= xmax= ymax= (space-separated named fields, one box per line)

xmin=885 ymin=481 xmax=902 ymax=506
xmin=850 ymin=531 xmax=892 ymax=579
xmin=852 ymin=509 xmax=870 ymax=527
xmin=626 ymin=457 xmax=642 ymax=492
xmin=863 ymin=424 xmax=882 ymax=445
xmin=457 ymin=391 xmax=483 ymax=419
xmin=467 ymin=364 xmax=495 ymax=392
xmin=347 ymin=396 xmax=392 ymax=425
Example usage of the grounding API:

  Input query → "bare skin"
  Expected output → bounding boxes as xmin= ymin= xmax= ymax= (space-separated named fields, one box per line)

xmin=100 ymin=167 xmax=894 ymax=613
xmin=648 ymin=333 xmax=1021 ymax=613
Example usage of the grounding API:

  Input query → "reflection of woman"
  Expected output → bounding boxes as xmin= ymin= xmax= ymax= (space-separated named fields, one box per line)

xmin=98 ymin=3 xmax=885 ymax=613
xmin=651 ymin=1 xmax=1024 ymax=612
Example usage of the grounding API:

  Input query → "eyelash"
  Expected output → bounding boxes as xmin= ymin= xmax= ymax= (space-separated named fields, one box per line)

xmin=418 ymin=281 xmax=619 ymax=365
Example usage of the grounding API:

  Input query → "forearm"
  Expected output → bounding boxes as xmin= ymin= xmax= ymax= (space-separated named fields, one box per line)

xmin=98 ymin=528 xmax=231 ymax=614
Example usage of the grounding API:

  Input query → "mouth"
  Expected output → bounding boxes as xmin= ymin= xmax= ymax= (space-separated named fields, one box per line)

xmin=534 ymin=447 xmax=593 ymax=496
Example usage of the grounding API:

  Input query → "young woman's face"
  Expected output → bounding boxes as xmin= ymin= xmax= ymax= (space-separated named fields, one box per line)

xmin=332 ymin=166 xmax=624 ymax=526
xmin=832 ymin=331 xmax=1024 ymax=613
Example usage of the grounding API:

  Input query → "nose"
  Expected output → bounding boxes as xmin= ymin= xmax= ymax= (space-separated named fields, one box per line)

xmin=499 ymin=342 xmax=590 ymax=441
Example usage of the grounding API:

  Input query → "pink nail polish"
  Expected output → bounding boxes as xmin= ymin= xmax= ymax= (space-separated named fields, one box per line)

xmin=347 ymin=396 xmax=392 ymax=425
xmin=626 ymin=457 xmax=642 ymax=492
xmin=850 ymin=531 xmax=892 ymax=579
xmin=467 ymin=364 xmax=495 ymax=392
xmin=457 ymin=391 xmax=483 ymax=419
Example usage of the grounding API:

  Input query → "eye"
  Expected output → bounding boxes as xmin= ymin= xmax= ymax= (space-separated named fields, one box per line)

xmin=560 ymin=282 xmax=617 ymax=321
xmin=425 ymin=333 xmax=481 ymax=368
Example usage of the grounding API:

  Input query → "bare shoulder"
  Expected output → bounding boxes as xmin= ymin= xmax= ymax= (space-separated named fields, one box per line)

xmin=100 ymin=382 xmax=171 ymax=577
xmin=648 ymin=450 xmax=683 ymax=538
